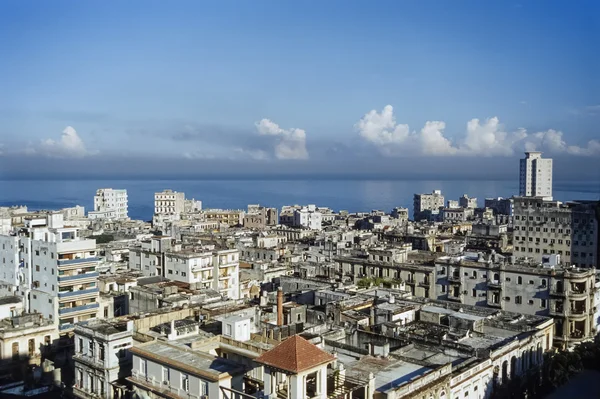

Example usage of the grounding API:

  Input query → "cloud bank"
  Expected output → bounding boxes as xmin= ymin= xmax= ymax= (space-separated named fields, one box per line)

xmin=23 ymin=126 xmax=92 ymax=158
xmin=356 ymin=105 xmax=600 ymax=157
xmin=255 ymin=119 xmax=309 ymax=160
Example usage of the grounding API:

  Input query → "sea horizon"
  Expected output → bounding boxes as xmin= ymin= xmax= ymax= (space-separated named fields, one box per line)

xmin=1 ymin=178 xmax=598 ymax=222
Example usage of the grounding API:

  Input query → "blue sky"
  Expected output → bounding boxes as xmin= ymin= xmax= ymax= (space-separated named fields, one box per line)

xmin=0 ymin=0 xmax=599 ymax=173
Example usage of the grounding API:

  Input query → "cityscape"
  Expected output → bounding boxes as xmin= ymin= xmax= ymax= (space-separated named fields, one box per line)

xmin=0 ymin=151 xmax=598 ymax=399
xmin=1 ymin=1 xmax=600 ymax=399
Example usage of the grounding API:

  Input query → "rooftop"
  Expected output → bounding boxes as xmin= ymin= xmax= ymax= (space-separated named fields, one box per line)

xmin=131 ymin=341 xmax=245 ymax=381
xmin=255 ymin=335 xmax=335 ymax=374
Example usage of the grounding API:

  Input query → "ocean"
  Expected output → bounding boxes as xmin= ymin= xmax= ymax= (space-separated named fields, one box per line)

xmin=1 ymin=179 xmax=598 ymax=221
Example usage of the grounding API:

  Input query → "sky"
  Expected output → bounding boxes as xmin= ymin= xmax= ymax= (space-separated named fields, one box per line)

xmin=0 ymin=0 xmax=599 ymax=179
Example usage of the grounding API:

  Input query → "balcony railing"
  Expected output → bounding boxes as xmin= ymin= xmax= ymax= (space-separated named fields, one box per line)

xmin=58 ymin=288 xmax=99 ymax=299
xmin=58 ymin=257 xmax=99 ymax=266
xmin=58 ymin=302 xmax=99 ymax=315
xmin=59 ymin=323 xmax=74 ymax=331
xmin=58 ymin=272 xmax=99 ymax=282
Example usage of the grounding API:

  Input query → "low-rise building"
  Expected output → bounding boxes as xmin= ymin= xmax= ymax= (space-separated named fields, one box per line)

xmin=128 ymin=340 xmax=246 ymax=399
xmin=73 ymin=319 xmax=133 ymax=399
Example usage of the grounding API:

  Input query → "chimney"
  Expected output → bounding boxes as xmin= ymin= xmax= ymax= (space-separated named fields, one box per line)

xmin=277 ymin=287 xmax=284 ymax=326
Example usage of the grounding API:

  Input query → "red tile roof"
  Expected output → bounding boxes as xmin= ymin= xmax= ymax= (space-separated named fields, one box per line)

xmin=255 ymin=335 xmax=335 ymax=374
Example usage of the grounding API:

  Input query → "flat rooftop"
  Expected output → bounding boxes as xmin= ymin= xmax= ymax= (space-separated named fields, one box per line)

xmin=345 ymin=356 xmax=433 ymax=393
xmin=132 ymin=341 xmax=244 ymax=381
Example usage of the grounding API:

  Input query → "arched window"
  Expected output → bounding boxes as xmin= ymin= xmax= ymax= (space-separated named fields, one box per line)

xmin=517 ymin=276 xmax=523 ymax=284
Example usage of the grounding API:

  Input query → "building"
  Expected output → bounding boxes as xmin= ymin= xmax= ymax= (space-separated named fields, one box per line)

xmin=90 ymin=189 xmax=128 ymax=220
xmin=0 ymin=313 xmax=58 ymax=372
xmin=435 ymin=254 xmax=597 ymax=347
xmin=128 ymin=340 xmax=246 ymax=399
xmin=128 ymin=237 xmax=240 ymax=299
xmin=0 ymin=212 xmax=100 ymax=333
xmin=255 ymin=335 xmax=336 ymax=399
xmin=484 ymin=197 xmax=514 ymax=216
xmin=203 ymin=209 xmax=245 ymax=227
xmin=292 ymin=207 xmax=323 ymax=230
xmin=153 ymin=190 xmax=186 ymax=227
xmin=519 ymin=151 xmax=553 ymax=199
xmin=459 ymin=194 xmax=477 ymax=209
xmin=569 ymin=200 xmax=600 ymax=268
xmin=243 ymin=205 xmax=278 ymax=229
xmin=73 ymin=319 xmax=133 ymax=399
xmin=413 ymin=190 xmax=444 ymax=221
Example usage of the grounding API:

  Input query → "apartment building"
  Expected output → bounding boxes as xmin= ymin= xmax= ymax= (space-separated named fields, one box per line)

xmin=0 ymin=313 xmax=58 ymax=372
xmin=519 ymin=151 xmax=553 ymax=199
xmin=128 ymin=237 xmax=240 ymax=299
xmin=73 ymin=319 xmax=133 ymax=399
xmin=413 ymin=190 xmax=444 ymax=221
xmin=459 ymin=194 xmax=478 ymax=209
xmin=128 ymin=340 xmax=245 ymax=399
xmin=435 ymin=255 xmax=598 ymax=346
xmin=0 ymin=212 xmax=100 ymax=333
xmin=243 ymin=205 xmax=278 ymax=229
xmin=203 ymin=209 xmax=245 ymax=227
xmin=513 ymin=197 xmax=600 ymax=266
xmin=484 ymin=197 xmax=514 ymax=216
xmin=90 ymin=189 xmax=128 ymax=220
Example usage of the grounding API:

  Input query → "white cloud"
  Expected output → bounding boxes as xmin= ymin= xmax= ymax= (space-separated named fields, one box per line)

xmin=255 ymin=119 xmax=309 ymax=160
xmin=36 ymin=126 xmax=91 ymax=158
xmin=355 ymin=105 xmax=410 ymax=146
xmin=356 ymin=105 xmax=600 ymax=157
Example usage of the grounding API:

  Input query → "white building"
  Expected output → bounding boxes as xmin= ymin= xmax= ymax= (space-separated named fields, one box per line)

xmin=73 ymin=319 xmax=133 ymax=399
xmin=413 ymin=190 xmax=445 ymax=221
xmin=128 ymin=340 xmax=246 ymax=399
xmin=91 ymin=189 xmax=128 ymax=220
xmin=519 ymin=152 xmax=553 ymax=200
xmin=292 ymin=207 xmax=322 ymax=230
xmin=0 ymin=212 xmax=100 ymax=333
xmin=154 ymin=190 xmax=185 ymax=217
xmin=458 ymin=194 xmax=477 ymax=209
xmin=128 ymin=237 xmax=240 ymax=299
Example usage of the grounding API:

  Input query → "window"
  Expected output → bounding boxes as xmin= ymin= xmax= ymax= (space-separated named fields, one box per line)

xmin=541 ymin=279 xmax=546 ymax=287
xmin=541 ymin=299 xmax=547 ymax=308
xmin=472 ymin=289 xmax=476 ymax=297
xmin=505 ymin=277 xmax=511 ymax=282
xmin=89 ymin=341 xmax=94 ymax=357
xmin=99 ymin=343 xmax=105 ymax=361
xmin=162 ymin=367 xmax=170 ymax=383
xmin=168 ymin=269 xmax=173 ymax=274
xmin=182 ymin=272 xmax=187 ymax=277
xmin=140 ymin=359 xmax=147 ymax=376
xmin=201 ymin=381 xmax=208 ymax=396
xmin=181 ymin=374 xmax=189 ymax=392
xmin=35 ymin=265 xmax=40 ymax=272
xmin=529 ymin=280 xmax=534 ymax=285
xmin=528 ymin=300 xmax=534 ymax=305
xmin=517 ymin=276 xmax=522 ymax=284
xmin=472 ymin=271 xmax=477 ymax=278
xmin=515 ymin=296 xmax=522 ymax=305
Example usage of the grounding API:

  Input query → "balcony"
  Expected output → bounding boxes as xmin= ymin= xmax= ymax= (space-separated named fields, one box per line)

xmin=59 ymin=323 xmax=74 ymax=331
xmin=487 ymin=280 xmax=502 ymax=290
xmin=58 ymin=302 xmax=99 ymax=315
xmin=418 ymin=280 xmax=430 ymax=288
xmin=569 ymin=289 xmax=588 ymax=300
xmin=58 ymin=287 xmax=99 ymax=299
xmin=58 ymin=257 xmax=99 ymax=267
xmin=549 ymin=289 xmax=566 ymax=297
xmin=219 ymin=273 xmax=233 ymax=280
xmin=549 ymin=308 xmax=566 ymax=317
xmin=447 ymin=274 xmax=462 ymax=283
xmin=58 ymin=272 xmax=99 ymax=282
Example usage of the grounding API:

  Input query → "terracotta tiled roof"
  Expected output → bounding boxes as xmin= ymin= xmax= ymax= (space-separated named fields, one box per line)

xmin=255 ymin=335 xmax=335 ymax=374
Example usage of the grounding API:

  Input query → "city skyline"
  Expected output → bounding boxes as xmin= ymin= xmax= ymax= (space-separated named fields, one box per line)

xmin=1 ymin=0 xmax=599 ymax=179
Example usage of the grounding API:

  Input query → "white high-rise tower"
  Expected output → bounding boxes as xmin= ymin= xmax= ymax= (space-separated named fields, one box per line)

xmin=519 ymin=151 xmax=553 ymax=199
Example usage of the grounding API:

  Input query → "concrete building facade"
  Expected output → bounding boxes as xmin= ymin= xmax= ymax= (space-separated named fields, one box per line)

xmin=73 ymin=319 xmax=133 ymax=399
xmin=91 ymin=189 xmax=128 ymax=220
xmin=519 ymin=152 xmax=553 ymax=199
xmin=414 ymin=190 xmax=444 ymax=221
